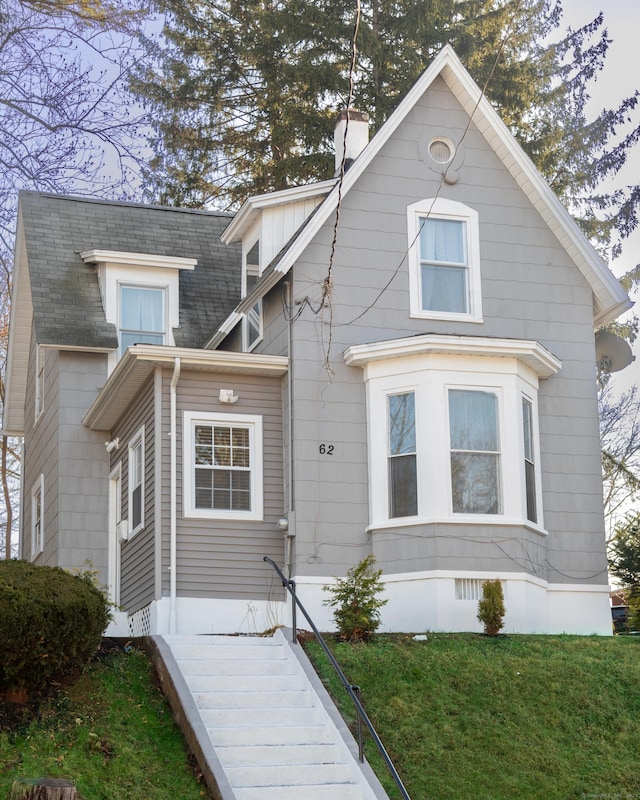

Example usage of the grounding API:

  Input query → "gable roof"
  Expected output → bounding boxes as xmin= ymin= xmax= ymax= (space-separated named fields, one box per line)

xmin=4 ymin=192 xmax=242 ymax=433
xmin=208 ymin=44 xmax=631 ymax=348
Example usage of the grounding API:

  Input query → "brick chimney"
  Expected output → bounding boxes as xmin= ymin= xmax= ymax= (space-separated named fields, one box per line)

xmin=334 ymin=109 xmax=369 ymax=175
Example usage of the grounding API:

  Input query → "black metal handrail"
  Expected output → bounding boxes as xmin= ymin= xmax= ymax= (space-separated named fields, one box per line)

xmin=263 ymin=556 xmax=412 ymax=800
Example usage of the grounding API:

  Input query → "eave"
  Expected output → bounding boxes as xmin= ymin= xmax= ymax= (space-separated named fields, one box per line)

xmin=344 ymin=334 xmax=562 ymax=380
xmin=82 ymin=344 xmax=288 ymax=431
xmin=221 ymin=179 xmax=336 ymax=245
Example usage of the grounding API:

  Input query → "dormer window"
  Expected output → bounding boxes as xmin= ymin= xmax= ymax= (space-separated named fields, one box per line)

xmin=119 ymin=285 xmax=166 ymax=354
xmin=80 ymin=250 xmax=196 ymax=373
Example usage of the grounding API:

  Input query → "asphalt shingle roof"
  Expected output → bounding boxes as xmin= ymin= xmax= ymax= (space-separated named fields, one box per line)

xmin=19 ymin=191 xmax=241 ymax=350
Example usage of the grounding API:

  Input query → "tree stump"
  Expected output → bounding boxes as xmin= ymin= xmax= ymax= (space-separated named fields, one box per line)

xmin=7 ymin=778 xmax=83 ymax=800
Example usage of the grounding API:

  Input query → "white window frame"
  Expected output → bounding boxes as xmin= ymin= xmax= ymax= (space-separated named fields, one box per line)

xmin=34 ymin=345 xmax=44 ymax=422
xmin=118 ymin=283 xmax=167 ymax=356
xmin=31 ymin=474 xmax=44 ymax=556
xmin=242 ymin=236 xmax=263 ymax=352
xmin=448 ymin=386 xmax=503 ymax=516
xmin=407 ymin=197 xmax=482 ymax=322
xmin=183 ymin=410 xmax=264 ymax=521
xmin=362 ymin=351 xmax=547 ymax=532
xmin=521 ymin=392 xmax=542 ymax=526
xmin=128 ymin=426 xmax=145 ymax=537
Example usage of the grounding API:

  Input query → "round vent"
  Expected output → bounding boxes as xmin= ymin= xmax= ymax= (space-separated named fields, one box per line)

xmin=428 ymin=137 xmax=455 ymax=164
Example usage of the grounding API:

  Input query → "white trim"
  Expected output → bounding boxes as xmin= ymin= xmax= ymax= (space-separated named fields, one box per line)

xmin=31 ymin=474 xmax=44 ymax=557
xmin=128 ymin=426 xmax=145 ymax=537
xmin=108 ymin=463 xmax=122 ymax=604
xmin=407 ymin=197 xmax=482 ymax=322
xmin=183 ymin=410 xmax=264 ymax=521
xmin=293 ymin=572 xmax=612 ymax=636
xmin=34 ymin=344 xmax=44 ymax=423
xmin=345 ymin=333 xmax=562 ymax=379
xmin=80 ymin=250 xmax=196 ymax=271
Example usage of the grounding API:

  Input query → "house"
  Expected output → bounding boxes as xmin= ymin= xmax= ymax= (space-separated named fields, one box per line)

xmin=4 ymin=46 xmax=631 ymax=636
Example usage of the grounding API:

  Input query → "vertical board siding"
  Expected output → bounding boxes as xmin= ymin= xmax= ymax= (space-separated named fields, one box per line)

xmin=159 ymin=368 xmax=285 ymax=601
xmin=113 ymin=376 xmax=156 ymax=613
xmin=281 ymin=75 xmax=606 ymax=585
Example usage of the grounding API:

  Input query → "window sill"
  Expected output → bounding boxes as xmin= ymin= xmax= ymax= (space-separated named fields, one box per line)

xmin=409 ymin=310 xmax=484 ymax=324
xmin=183 ymin=509 xmax=263 ymax=522
xmin=367 ymin=515 xmax=548 ymax=534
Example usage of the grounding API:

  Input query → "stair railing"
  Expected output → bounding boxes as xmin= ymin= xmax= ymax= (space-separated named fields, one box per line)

xmin=263 ymin=556 xmax=412 ymax=800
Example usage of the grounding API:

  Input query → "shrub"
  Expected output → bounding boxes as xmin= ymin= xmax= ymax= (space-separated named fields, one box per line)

xmin=323 ymin=555 xmax=388 ymax=642
xmin=0 ymin=560 xmax=111 ymax=695
xmin=477 ymin=579 xmax=505 ymax=637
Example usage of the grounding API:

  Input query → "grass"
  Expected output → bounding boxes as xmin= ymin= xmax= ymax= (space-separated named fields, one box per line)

xmin=305 ymin=632 xmax=640 ymax=800
xmin=0 ymin=644 xmax=211 ymax=800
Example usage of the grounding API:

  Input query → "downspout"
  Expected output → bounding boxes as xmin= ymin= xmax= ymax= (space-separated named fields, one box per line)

xmin=285 ymin=281 xmax=295 ymax=578
xmin=169 ymin=357 xmax=181 ymax=634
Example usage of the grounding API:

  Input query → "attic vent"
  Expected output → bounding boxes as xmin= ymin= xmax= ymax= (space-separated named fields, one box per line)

xmin=428 ymin=137 xmax=454 ymax=165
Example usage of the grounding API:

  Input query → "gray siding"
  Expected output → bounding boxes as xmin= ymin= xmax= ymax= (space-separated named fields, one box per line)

xmin=22 ymin=342 xmax=110 ymax=583
xmin=271 ymin=75 xmax=606 ymax=585
xmin=167 ymin=369 xmax=285 ymax=601
xmin=113 ymin=377 xmax=156 ymax=613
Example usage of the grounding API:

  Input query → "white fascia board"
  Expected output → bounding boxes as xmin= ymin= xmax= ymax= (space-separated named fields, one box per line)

xmin=83 ymin=344 xmax=288 ymax=430
xmin=80 ymin=250 xmax=197 ymax=271
xmin=221 ymin=179 xmax=336 ymax=245
xmin=4 ymin=210 xmax=32 ymax=434
xmin=344 ymin=333 xmax=562 ymax=379
xmin=437 ymin=58 xmax=631 ymax=325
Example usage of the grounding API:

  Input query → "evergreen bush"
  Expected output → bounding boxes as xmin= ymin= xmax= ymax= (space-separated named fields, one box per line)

xmin=477 ymin=579 xmax=506 ymax=637
xmin=0 ymin=560 xmax=111 ymax=695
xmin=323 ymin=555 xmax=388 ymax=642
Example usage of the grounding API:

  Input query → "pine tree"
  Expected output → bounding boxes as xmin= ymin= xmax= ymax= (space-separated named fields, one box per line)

xmin=132 ymin=0 xmax=640 ymax=263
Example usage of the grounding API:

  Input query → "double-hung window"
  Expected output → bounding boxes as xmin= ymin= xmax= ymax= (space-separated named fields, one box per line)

xmin=522 ymin=396 xmax=537 ymax=524
xmin=388 ymin=392 xmax=417 ymax=518
xmin=119 ymin=286 xmax=166 ymax=354
xmin=128 ymin=427 xmax=144 ymax=536
xmin=183 ymin=411 xmax=263 ymax=520
xmin=449 ymin=389 xmax=501 ymax=515
xmin=408 ymin=198 xmax=481 ymax=321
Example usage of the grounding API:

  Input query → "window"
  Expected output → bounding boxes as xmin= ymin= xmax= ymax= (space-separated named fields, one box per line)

xmin=128 ymin=427 xmax=144 ymax=536
xmin=31 ymin=475 xmax=44 ymax=556
xmin=243 ymin=240 xmax=262 ymax=351
xmin=345 ymin=334 xmax=560 ymax=531
xmin=35 ymin=345 xmax=44 ymax=421
xmin=522 ymin=396 xmax=537 ymax=524
xmin=408 ymin=198 xmax=481 ymax=321
xmin=183 ymin=411 xmax=263 ymax=520
xmin=388 ymin=392 xmax=417 ymax=518
xmin=449 ymin=389 xmax=501 ymax=515
xmin=119 ymin=285 xmax=166 ymax=354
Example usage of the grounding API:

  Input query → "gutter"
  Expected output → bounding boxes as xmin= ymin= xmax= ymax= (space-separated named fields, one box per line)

xmin=169 ymin=357 xmax=181 ymax=634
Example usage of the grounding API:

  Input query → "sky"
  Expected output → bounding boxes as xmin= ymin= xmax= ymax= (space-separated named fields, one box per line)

xmin=560 ymin=1 xmax=640 ymax=391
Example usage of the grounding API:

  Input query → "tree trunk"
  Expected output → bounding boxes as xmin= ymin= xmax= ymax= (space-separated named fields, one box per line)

xmin=7 ymin=778 xmax=83 ymax=800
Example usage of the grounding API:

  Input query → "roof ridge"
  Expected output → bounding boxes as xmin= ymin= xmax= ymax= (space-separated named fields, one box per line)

xmin=18 ymin=190 xmax=235 ymax=218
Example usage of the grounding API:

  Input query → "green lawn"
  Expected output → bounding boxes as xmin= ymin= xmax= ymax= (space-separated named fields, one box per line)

xmin=3 ymin=634 xmax=640 ymax=800
xmin=0 ymin=645 xmax=210 ymax=800
xmin=305 ymin=633 xmax=640 ymax=800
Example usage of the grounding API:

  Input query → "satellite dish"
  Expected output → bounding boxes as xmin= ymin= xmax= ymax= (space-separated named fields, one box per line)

xmin=595 ymin=330 xmax=634 ymax=373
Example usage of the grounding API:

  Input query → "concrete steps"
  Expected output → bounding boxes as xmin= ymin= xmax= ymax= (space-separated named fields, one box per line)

xmin=162 ymin=630 xmax=387 ymax=800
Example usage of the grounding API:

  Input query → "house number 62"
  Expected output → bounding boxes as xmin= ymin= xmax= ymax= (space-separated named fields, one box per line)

xmin=319 ymin=444 xmax=334 ymax=455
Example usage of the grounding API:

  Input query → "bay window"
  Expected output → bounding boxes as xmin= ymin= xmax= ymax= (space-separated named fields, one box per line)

xmin=344 ymin=334 xmax=560 ymax=531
